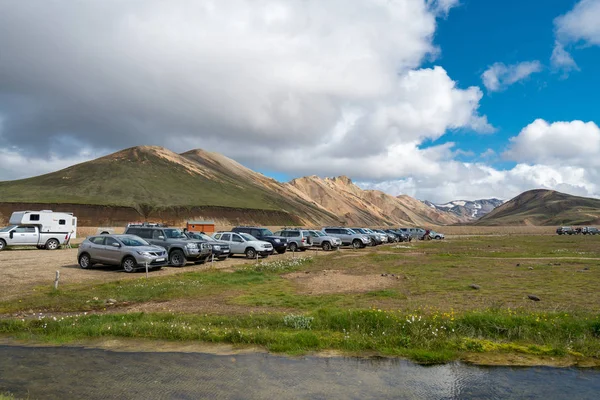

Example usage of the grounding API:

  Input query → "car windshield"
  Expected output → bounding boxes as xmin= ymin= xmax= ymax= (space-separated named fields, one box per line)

xmin=0 ymin=225 xmax=16 ymax=233
xmin=346 ymin=229 xmax=357 ymax=234
xmin=240 ymin=233 xmax=256 ymax=241
xmin=119 ymin=236 xmax=150 ymax=246
xmin=259 ymin=229 xmax=274 ymax=236
xmin=164 ymin=229 xmax=186 ymax=239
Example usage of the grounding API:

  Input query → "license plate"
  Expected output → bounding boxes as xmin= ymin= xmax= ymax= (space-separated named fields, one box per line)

xmin=155 ymin=258 xmax=165 ymax=262
xmin=222 ymin=250 xmax=229 ymax=253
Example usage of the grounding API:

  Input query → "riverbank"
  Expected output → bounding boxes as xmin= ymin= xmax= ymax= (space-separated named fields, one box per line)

xmin=2 ymin=235 xmax=600 ymax=365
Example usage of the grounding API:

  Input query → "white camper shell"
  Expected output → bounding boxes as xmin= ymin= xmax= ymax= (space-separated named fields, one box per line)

xmin=0 ymin=210 xmax=77 ymax=251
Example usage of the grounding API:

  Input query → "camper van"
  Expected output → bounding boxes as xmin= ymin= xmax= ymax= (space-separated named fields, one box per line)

xmin=0 ymin=210 xmax=77 ymax=251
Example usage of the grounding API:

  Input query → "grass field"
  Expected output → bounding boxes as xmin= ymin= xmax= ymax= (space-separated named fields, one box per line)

xmin=2 ymin=235 xmax=600 ymax=365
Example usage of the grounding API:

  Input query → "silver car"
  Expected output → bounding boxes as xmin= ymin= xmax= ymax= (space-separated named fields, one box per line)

xmin=307 ymin=230 xmax=341 ymax=251
xmin=212 ymin=232 xmax=273 ymax=259
xmin=77 ymin=234 xmax=168 ymax=273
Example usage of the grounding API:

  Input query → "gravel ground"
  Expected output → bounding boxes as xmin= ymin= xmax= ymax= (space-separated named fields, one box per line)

xmin=0 ymin=246 xmax=332 ymax=302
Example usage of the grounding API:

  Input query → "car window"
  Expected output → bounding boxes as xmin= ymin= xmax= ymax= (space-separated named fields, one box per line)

xmin=89 ymin=236 xmax=105 ymax=245
xmin=272 ymin=231 xmax=282 ymax=236
xmin=213 ymin=233 xmax=221 ymax=240
xmin=15 ymin=226 xmax=36 ymax=233
xmin=286 ymin=231 xmax=299 ymax=237
xmin=152 ymin=230 xmax=163 ymax=239
xmin=232 ymin=234 xmax=244 ymax=243
xmin=239 ymin=233 xmax=255 ymax=241
xmin=105 ymin=237 xmax=119 ymax=247
xmin=136 ymin=229 xmax=152 ymax=239
xmin=221 ymin=233 xmax=231 ymax=241
xmin=308 ymin=231 xmax=318 ymax=237
xmin=328 ymin=229 xmax=340 ymax=234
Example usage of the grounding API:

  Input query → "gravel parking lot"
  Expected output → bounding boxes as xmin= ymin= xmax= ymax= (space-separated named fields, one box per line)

xmin=0 ymin=246 xmax=339 ymax=302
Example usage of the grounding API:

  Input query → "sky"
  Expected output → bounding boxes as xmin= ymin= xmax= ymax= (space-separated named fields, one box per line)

xmin=1 ymin=0 xmax=599 ymax=203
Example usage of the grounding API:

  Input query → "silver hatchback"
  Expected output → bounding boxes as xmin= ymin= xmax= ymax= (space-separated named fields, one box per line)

xmin=77 ymin=234 xmax=168 ymax=273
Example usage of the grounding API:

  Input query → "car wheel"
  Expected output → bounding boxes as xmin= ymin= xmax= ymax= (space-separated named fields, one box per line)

xmin=45 ymin=239 xmax=60 ymax=250
xmin=276 ymin=248 xmax=287 ymax=254
xmin=0 ymin=239 xmax=6 ymax=251
xmin=435 ymin=235 xmax=442 ymax=240
xmin=322 ymin=242 xmax=332 ymax=251
xmin=352 ymin=239 xmax=362 ymax=249
xmin=79 ymin=253 xmax=92 ymax=269
xmin=245 ymin=248 xmax=257 ymax=259
xmin=289 ymin=242 xmax=298 ymax=252
xmin=169 ymin=249 xmax=186 ymax=267
xmin=122 ymin=256 xmax=136 ymax=273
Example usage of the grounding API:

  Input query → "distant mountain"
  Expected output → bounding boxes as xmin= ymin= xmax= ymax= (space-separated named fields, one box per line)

xmin=287 ymin=175 xmax=465 ymax=226
xmin=474 ymin=189 xmax=600 ymax=226
xmin=423 ymin=199 xmax=504 ymax=220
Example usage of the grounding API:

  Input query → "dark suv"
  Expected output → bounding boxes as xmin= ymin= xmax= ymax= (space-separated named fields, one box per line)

xmin=231 ymin=226 xmax=288 ymax=254
xmin=124 ymin=224 xmax=212 ymax=266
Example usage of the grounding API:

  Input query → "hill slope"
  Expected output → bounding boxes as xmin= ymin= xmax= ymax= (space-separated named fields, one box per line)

xmin=475 ymin=189 xmax=600 ymax=226
xmin=287 ymin=176 xmax=464 ymax=226
xmin=0 ymin=146 xmax=339 ymax=225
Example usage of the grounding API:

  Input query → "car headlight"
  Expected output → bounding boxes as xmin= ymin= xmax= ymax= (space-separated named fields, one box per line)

xmin=212 ymin=245 xmax=221 ymax=250
xmin=137 ymin=251 xmax=152 ymax=256
xmin=186 ymin=243 xmax=198 ymax=249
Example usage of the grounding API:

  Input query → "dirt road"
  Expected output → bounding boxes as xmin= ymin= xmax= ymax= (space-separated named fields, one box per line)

xmin=0 ymin=247 xmax=334 ymax=302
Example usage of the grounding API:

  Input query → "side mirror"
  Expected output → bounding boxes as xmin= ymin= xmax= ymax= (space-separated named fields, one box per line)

xmin=9 ymin=231 xmax=14 ymax=239
xmin=112 ymin=242 xmax=121 ymax=248
xmin=158 ymin=236 xmax=165 ymax=240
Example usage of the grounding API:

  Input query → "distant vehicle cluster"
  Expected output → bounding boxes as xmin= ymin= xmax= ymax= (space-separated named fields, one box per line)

xmin=556 ymin=226 xmax=599 ymax=235
xmin=0 ymin=210 xmax=446 ymax=274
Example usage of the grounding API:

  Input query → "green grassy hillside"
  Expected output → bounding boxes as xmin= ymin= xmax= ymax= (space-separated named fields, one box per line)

xmin=475 ymin=189 xmax=600 ymax=226
xmin=0 ymin=146 xmax=338 ymax=224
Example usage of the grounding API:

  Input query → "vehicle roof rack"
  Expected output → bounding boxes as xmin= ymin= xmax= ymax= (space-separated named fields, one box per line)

xmin=127 ymin=222 xmax=168 ymax=227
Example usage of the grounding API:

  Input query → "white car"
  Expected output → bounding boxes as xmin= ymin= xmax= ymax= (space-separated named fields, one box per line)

xmin=429 ymin=231 xmax=445 ymax=240
xmin=212 ymin=232 xmax=273 ymax=259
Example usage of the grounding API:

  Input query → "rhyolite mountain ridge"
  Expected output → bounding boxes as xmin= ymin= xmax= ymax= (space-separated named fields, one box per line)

xmin=474 ymin=189 xmax=600 ymax=226
xmin=0 ymin=146 xmax=464 ymax=226
xmin=0 ymin=146 xmax=597 ymax=227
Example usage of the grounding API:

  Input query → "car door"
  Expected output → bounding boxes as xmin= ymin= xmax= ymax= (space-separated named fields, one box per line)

xmin=8 ymin=226 xmax=36 ymax=245
xmin=87 ymin=236 xmax=107 ymax=262
xmin=230 ymin=233 xmax=245 ymax=253
xmin=103 ymin=236 xmax=122 ymax=264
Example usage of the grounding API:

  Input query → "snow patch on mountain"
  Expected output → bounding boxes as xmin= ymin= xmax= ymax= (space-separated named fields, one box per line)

xmin=421 ymin=199 xmax=504 ymax=220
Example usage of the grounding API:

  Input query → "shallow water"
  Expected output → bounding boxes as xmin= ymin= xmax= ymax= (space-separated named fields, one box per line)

xmin=1 ymin=345 xmax=599 ymax=399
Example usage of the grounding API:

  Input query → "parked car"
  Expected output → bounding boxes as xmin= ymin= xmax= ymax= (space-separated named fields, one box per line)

xmin=77 ymin=234 xmax=168 ymax=273
xmin=185 ymin=231 xmax=230 ymax=260
xmin=231 ymin=226 xmax=288 ymax=254
xmin=212 ymin=232 xmax=273 ymax=259
xmin=428 ymin=230 xmax=445 ymax=240
xmin=349 ymin=228 xmax=383 ymax=246
xmin=373 ymin=229 xmax=397 ymax=243
xmin=272 ymin=228 xmax=313 ymax=252
xmin=124 ymin=224 xmax=212 ymax=266
xmin=0 ymin=210 xmax=77 ymax=251
xmin=385 ymin=229 xmax=411 ymax=242
xmin=307 ymin=230 xmax=342 ymax=251
xmin=322 ymin=227 xmax=371 ymax=249
xmin=399 ymin=227 xmax=426 ymax=240
xmin=556 ymin=227 xmax=574 ymax=235
xmin=582 ymin=227 xmax=599 ymax=235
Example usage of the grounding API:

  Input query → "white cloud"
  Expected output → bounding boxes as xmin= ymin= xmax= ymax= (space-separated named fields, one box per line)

xmin=552 ymin=0 xmax=600 ymax=71
xmin=506 ymin=119 xmax=600 ymax=165
xmin=0 ymin=0 xmax=492 ymax=183
xmin=481 ymin=61 xmax=543 ymax=92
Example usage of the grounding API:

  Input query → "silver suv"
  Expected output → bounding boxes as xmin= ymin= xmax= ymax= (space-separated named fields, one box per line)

xmin=272 ymin=229 xmax=313 ymax=252
xmin=322 ymin=227 xmax=370 ymax=249
xmin=124 ymin=225 xmax=212 ymax=266
xmin=307 ymin=230 xmax=341 ymax=251
xmin=77 ymin=234 xmax=168 ymax=273
xmin=399 ymin=227 xmax=426 ymax=240
xmin=213 ymin=232 xmax=273 ymax=259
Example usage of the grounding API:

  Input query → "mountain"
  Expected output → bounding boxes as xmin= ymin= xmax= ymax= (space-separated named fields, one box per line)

xmin=287 ymin=175 xmax=465 ymax=226
xmin=423 ymin=199 xmax=504 ymax=220
xmin=474 ymin=189 xmax=600 ymax=226
xmin=0 ymin=146 xmax=340 ymax=226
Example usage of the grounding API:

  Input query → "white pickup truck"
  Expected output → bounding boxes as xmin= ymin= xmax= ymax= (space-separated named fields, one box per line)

xmin=0 ymin=225 xmax=72 ymax=251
